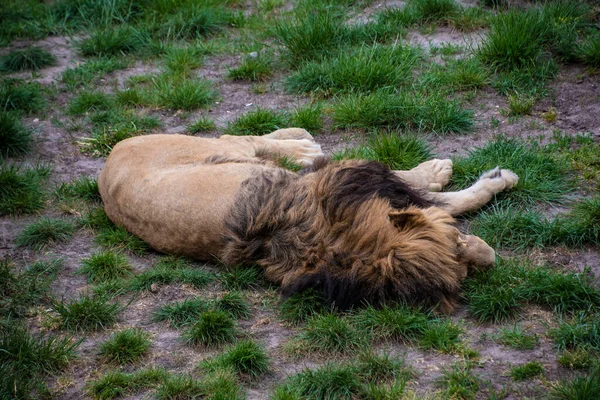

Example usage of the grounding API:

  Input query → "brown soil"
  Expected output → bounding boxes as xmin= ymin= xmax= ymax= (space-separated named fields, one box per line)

xmin=2 ymin=3 xmax=600 ymax=399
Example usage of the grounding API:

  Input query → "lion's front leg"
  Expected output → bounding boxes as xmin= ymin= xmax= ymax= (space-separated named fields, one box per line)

xmin=393 ymin=159 xmax=453 ymax=192
xmin=429 ymin=167 xmax=519 ymax=216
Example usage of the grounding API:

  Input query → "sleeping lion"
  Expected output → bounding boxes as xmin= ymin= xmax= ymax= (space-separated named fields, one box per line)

xmin=99 ymin=128 xmax=518 ymax=312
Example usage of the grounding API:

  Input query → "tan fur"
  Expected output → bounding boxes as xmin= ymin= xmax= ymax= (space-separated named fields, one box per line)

xmin=99 ymin=129 xmax=518 ymax=312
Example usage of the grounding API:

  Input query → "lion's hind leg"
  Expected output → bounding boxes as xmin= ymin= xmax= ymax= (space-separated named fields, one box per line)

xmin=429 ymin=167 xmax=519 ymax=216
xmin=262 ymin=128 xmax=316 ymax=142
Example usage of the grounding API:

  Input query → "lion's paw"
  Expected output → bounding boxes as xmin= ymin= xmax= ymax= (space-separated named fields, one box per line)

xmin=264 ymin=128 xmax=315 ymax=142
xmin=291 ymin=139 xmax=323 ymax=166
xmin=413 ymin=159 xmax=453 ymax=191
xmin=478 ymin=167 xmax=519 ymax=192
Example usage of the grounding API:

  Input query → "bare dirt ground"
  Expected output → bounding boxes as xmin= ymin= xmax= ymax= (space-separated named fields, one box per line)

xmin=2 ymin=2 xmax=600 ymax=399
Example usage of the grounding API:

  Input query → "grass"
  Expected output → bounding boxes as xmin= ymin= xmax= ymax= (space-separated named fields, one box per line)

xmin=285 ymin=44 xmax=420 ymax=96
xmin=215 ymin=291 xmax=251 ymax=319
xmin=292 ymin=314 xmax=366 ymax=355
xmin=451 ymin=136 xmax=572 ymax=206
xmin=188 ymin=116 xmax=216 ymax=133
xmin=54 ymin=294 xmax=121 ymax=332
xmin=87 ymin=368 xmax=168 ymax=400
xmin=289 ymin=103 xmax=323 ymax=133
xmin=228 ymin=53 xmax=273 ymax=81
xmin=183 ymin=310 xmax=237 ymax=347
xmin=0 ymin=164 xmax=50 ymax=215
xmin=202 ymin=339 xmax=269 ymax=379
xmin=352 ymin=304 xmax=430 ymax=342
xmin=224 ymin=107 xmax=287 ymax=136
xmin=78 ymin=26 xmax=151 ymax=57
xmin=218 ymin=265 xmax=263 ymax=290
xmin=99 ymin=328 xmax=151 ymax=364
xmin=419 ymin=57 xmax=489 ymax=93
xmin=0 ymin=79 xmax=46 ymax=114
xmin=274 ymin=363 xmax=363 ymax=400
xmin=550 ymin=313 xmax=600 ymax=351
xmin=153 ymin=4 xmax=234 ymax=40
xmin=0 ymin=111 xmax=33 ymax=157
xmin=418 ymin=320 xmax=463 ymax=353
xmin=0 ymin=47 xmax=56 ymax=72
xmin=156 ymin=371 xmax=243 ymax=400
xmin=496 ymin=325 xmax=539 ymax=350
xmin=332 ymin=90 xmax=473 ymax=134
xmin=355 ymin=352 xmax=415 ymax=383
xmin=578 ymin=35 xmax=600 ymax=69
xmin=151 ymin=74 xmax=217 ymax=110
xmin=557 ymin=347 xmax=596 ymax=370
xmin=127 ymin=261 xmax=214 ymax=292
xmin=333 ymin=133 xmax=431 ymax=171
xmin=153 ymin=298 xmax=211 ymax=328
xmin=78 ymin=251 xmax=134 ymax=283
xmin=62 ymin=57 xmax=129 ymax=90
xmin=0 ymin=323 xmax=78 ymax=400
xmin=548 ymin=370 xmax=600 ymax=400
xmin=507 ymin=92 xmax=535 ymax=116
xmin=437 ymin=363 xmax=481 ymax=400
xmin=407 ymin=0 xmax=461 ymax=24
xmin=510 ymin=361 xmax=544 ymax=381
xmin=95 ymin=226 xmax=150 ymax=254
xmin=279 ymin=289 xmax=328 ymax=325
xmin=15 ymin=217 xmax=75 ymax=250
xmin=68 ymin=90 xmax=114 ymax=115
xmin=55 ymin=176 xmax=101 ymax=202
xmin=463 ymin=258 xmax=600 ymax=323
xmin=164 ymin=45 xmax=206 ymax=75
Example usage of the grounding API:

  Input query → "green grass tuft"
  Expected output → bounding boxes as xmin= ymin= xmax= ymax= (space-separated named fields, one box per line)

xmin=550 ymin=313 xmax=600 ymax=351
xmin=78 ymin=251 xmax=133 ymax=283
xmin=224 ymin=108 xmax=287 ymax=136
xmin=0 ymin=111 xmax=33 ymax=157
xmin=55 ymin=176 xmax=100 ymax=202
xmin=510 ymin=361 xmax=544 ymax=381
xmin=16 ymin=217 xmax=75 ymax=250
xmin=557 ymin=347 xmax=596 ymax=370
xmin=418 ymin=320 xmax=463 ymax=353
xmin=355 ymin=352 xmax=415 ymax=383
xmin=333 ymin=133 xmax=431 ymax=170
xmin=151 ymin=74 xmax=217 ymax=110
xmin=295 ymin=314 xmax=366 ymax=355
xmin=289 ymin=103 xmax=323 ymax=133
xmin=127 ymin=261 xmax=214 ymax=292
xmin=202 ymin=339 xmax=269 ymax=379
xmin=79 ymin=26 xmax=151 ymax=57
xmin=496 ymin=325 xmax=539 ymax=350
xmin=183 ymin=310 xmax=236 ymax=347
xmin=68 ymin=90 xmax=114 ymax=115
xmin=156 ymin=370 xmax=243 ymax=400
xmin=164 ymin=45 xmax=206 ymax=75
xmin=548 ymin=370 xmax=600 ymax=400
xmin=218 ymin=265 xmax=263 ymax=290
xmin=0 ymin=47 xmax=56 ymax=72
xmin=437 ymin=362 xmax=481 ymax=400
xmin=279 ymin=289 xmax=328 ymax=325
xmin=87 ymin=368 xmax=167 ymax=400
xmin=188 ymin=116 xmax=216 ymax=133
xmin=95 ymin=226 xmax=150 ymax=255
xmin=275 ymin=363 xmax=363 ymax=400
xmin=228 ymin=53 xmax=273 ymax=81
xmin=153 ymin=298 xmax=211 ymax=328
xmin=99 ymin=328 xmax=151 ymax=364
xmin=214 ymin=291 xmax=251 ymax=319
xmin=0 ymin=164 xmax=49 ymax=215
xmin=62 ymin=57 xmax=129 ymax=90
xmin=352 ymin=304 xmax=430 ymax=342
xmin=578 ymin=35 xmax=600 ymax=69
xmin=54 ymin=295 xmax=121 ymax=332
xmin=0 ymin=79 xmax=46 ymax=114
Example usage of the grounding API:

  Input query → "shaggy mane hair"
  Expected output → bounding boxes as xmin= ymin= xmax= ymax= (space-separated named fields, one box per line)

xmin=222 ymin=159 xmax=464 ymax=310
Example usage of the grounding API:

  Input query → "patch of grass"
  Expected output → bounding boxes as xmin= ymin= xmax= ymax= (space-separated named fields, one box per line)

xmin=79 ymin=26 xmax=151 ymax=57
xmin=87 ymin=368 xmax=167 ymax=400
xmin=275 ymin=363 xmax=363 ymax=400
xmin=0 ymin=47 xmax=56 ymax=72
xmin=188 ymin=116 xmax=216 ymax=133
xmin=548 ymin=370 xmax=600 ymax=400
xmin=285 ymin=44 xmax=420 ymax=96
xmin=419 ymin=57 xmax=489 ymax=93
xmin=464 ymin=258 xmax=600 ymax=322
xmin=333 ymin=133 xmax=431 ymax=170
xmin=99 ymin=328 xmax=151 ymax=364
xmin=578 ymin=35 xmax=600 ymax=69
xmin=228 ymin=53 xmax=273 ymax=81
xmin=438 ymin=363 xmax=481 ymax=400
xmin=496 ymin=325 xmax=539 ymax=350
xmin=491 ymin=60 xmax=558 ymax=97
xmin=224 ymin=107 xmax=287 ymax=136
xmin=62 ymin=57 xmax=129 ymax=90
xmin=214 ymin=291 xmax=251 ymax=319
xmin=183 ymin=310 xmax=236 ymax=347
xmin=81 ymin=206 xmax=113 ymax=231
xmin=0 ymin=111 xmax=33 ymax=157
xmin=355 ymin=352 xmax=415 ymax=383
xmin=449 ymin=6 xmax=488 ymax=32
xmin=0 ymin=79 xmax=46 ymax=114
xmin=451 ymin=136 xmax=572 ymax=206
xmin=153 ymin=4 xmax=233 ymax=40
xmin=507 ymin=92 xmax=535 ymax=116
xmin=332 ymin=90 xmax=473 ymax=134
xmin=289 ymin=103 xmax=323 ymax=133
xmin=0 ymin=323 xmax=78 ymax=400
xmin=153 ymin=298 xmax=211 ymax=328
xmin=352 ymin=304 xmax=430 ymax=342
xmin=557 ymin=347 xmax=596 ymax=370
xmin=95 ymin=226 xmax=149 ymax=255
xmin=55 ymin=176 xmax=100 ymax=202
xmin=54 ymin=295 xmax=121 ymax=332
xmin=0 ymin=164 xmax=49 ymax=215
xmin=164 ymin=45 xmax=206 ymax=75
xmin=68 ymin=90 xmax=114 ymax=115
xmin=16 ymin=217 xmax=75 ymax=250
xmin=78 ymin=251 xmax=133 ymax=283
xmin=218 ymin=265 xmax=263 ymax=290
xmin=156 ymin=370 xmax=243 ymax=400
xmin=418 ymin=320 xmax=463 ymax=353
xmin=0 ymin=0 xmax=54 ymax=46
xmin=550 ymin=313 xmax=600 ymax=351
xmin=510 ymin=361 xmax=544 ymax=381
xmin=202 ymin=339 xmax=269 ymax=379
xmin=279 ymin=288 xmax=328 ymax=325
xmin=293 ymin=314 xmax=366 ymax=355
xmin=127 ymin=262 xmax=214 ymax=292
xmin=151 ymin=74 xmax=217 ymax=110
xmin=408 ymin=0 xmax=461 ymax=24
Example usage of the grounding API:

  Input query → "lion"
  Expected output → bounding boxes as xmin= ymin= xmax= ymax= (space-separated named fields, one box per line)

xmin=99 ymin=128 xmax=518 ymax=312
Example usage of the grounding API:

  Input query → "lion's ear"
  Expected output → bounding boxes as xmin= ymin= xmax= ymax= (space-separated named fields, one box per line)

xmin=389 ymin=209 xmax=427 ymax=230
